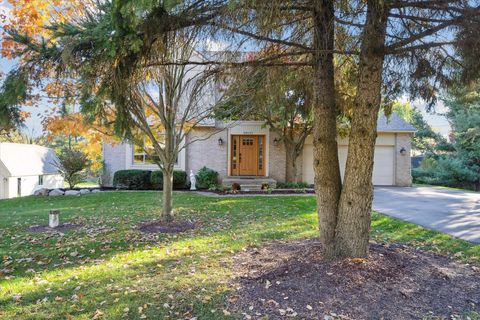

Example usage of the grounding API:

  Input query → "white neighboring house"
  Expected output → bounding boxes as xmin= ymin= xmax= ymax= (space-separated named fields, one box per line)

xmin=0 ymin=143 xmax=64 ymax=199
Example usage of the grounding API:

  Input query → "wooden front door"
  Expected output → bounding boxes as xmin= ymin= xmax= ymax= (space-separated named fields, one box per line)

xmin=231 ymin=135 xmax=265 ymax=176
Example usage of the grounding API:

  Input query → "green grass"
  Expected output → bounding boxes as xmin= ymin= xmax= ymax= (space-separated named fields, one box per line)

xmin=0 ymin=192 xmax=478 ymax=319
xmin=413 ymin=183 xmax=479 ymax=193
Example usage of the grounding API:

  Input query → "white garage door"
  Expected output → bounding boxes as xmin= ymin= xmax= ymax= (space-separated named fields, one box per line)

xmin=302 ymin=144 xmax=394 ymax=186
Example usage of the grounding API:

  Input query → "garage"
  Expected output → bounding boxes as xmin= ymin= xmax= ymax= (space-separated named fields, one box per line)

xmin=302 ymin=132 xmax=397 ymax=186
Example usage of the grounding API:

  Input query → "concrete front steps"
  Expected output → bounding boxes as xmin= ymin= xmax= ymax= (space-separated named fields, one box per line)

xmin=222 ymin=177 xmax=277 ymax=191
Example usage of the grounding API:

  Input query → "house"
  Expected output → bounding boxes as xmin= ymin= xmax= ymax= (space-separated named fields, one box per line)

xmin=102 ymin=113 xmax=416 ymax=188
xmin=0 ymin=143 xmax=64 ymax=199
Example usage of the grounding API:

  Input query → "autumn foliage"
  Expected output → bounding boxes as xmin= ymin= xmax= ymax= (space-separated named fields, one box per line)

xmin=44 ymin=112 xmax=116 ymax=172
xmin=1 ymin=0 xmax=82 ymax=58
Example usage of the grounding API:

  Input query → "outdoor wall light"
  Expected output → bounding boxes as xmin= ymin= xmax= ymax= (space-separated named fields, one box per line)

xmin=273 ymin=138 xmax=280 ymax=146
xmin=218 ymin=138 xmax=224 ymax=146
xmin=399 ymin=147 xmax=407 ymax=155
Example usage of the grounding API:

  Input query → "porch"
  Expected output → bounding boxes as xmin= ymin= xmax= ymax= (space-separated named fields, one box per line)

xmin=222 ymin=176 xmax=277 ymax=191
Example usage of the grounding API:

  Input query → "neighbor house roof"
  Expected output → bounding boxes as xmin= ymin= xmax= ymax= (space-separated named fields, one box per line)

xmin=377 ymin=113 xmax=417 ymax=133
xmin=0 ymin=143 xmax=60 ymax=177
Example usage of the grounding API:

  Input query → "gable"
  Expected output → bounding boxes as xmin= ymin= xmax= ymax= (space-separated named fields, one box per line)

xmin=0 ymin=143 xmax=60 ymax=177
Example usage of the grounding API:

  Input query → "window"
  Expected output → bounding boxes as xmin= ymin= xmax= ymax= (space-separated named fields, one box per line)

xmin=133 ymin=143 xmax=159 ymax=165
xmin=133 ymin=140 xmax=178 ymax=165
xmin=38 ymin=175 xmax=44 ymax=186
xmin=258 ymin=136 xmax=263 ymax=171
xmin=232 ymin=138 xmax=237 ymax=170
xmin=242 ymin=138 xmax=254 ymax=146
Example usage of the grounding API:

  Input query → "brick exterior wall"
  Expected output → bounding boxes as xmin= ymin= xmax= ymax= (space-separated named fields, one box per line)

xmin=395 ymin=133 xmax=413 ymax=186
xmin=102 ymin=143 xmax=127 ymax=187
xmin=186 ymin=128 xmax=228 ymax=182
xmin=102 ymin=127 xmax=413 ymax=187
xmin=268 ymin=131 xmax=287 ymax=183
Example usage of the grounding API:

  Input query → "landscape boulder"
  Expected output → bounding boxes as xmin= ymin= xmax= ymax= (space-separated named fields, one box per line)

xmin=65 ymin=190 xmax=80 ymax=196
xmin=79 ymin=189 xmax=90 ymax=195
xmin=91 ymin=189 xmax=101 ymax=193
xmin=49 ymin=189 xmax=64 ymax=196
xmin=34 ymin=188 xmax=50 ymax=196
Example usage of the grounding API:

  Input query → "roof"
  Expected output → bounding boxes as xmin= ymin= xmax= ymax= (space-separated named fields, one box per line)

xmin=0 ymin=143 xmax=60 ymax=177
xmin=377 ymin=113 xmax=417 ymax=132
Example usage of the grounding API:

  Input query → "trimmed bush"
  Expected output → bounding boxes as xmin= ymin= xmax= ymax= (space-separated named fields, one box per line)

xmin=276 ymin=181 xmax=309 ymax=189
xmin=173 ymin=170 xmax=188 ymax=189
xmin=113 ymin=170 xmax=152 ymax=190
xmin=151 ymin=170 xmax=188 ymax=190
xmin=151 ymin=171 xmax=163 ymax=190
xmin=195 ymin=166 xmax=219 ymax=189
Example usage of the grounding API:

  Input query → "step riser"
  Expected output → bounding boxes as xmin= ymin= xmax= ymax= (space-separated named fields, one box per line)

xmin=222 ymin=178 xmax=277 ymax=190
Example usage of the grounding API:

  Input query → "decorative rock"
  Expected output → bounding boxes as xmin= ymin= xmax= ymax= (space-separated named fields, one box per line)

xmin=34 ymin=188 xmax=50 ymax=196
xmin=65 ymin=190 xmax=80 ymax=196
xmin=91 ymin=189 xmax=101 ymax=193
xmin=49 ymin=189 xmax=65 ymax=196
xmin=79 ymin=189 xmax=90 ymax=194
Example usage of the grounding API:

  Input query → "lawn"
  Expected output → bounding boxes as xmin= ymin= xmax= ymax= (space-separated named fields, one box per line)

xmin=0 ymin=192 xmax=479 ymax=319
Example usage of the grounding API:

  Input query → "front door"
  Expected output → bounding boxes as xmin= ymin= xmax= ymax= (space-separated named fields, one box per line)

xmin=231 ymin=135 xmax=265 ymax=176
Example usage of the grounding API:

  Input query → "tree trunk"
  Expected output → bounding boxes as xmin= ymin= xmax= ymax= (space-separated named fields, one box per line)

xmin=334 ymin=0 xmax=389 ymax=258
xmin=162 ymin=167 xmax=174 ymax=222
xmin=285 ymin=140 xmax=300 ymax=183
xmin=161 ymin=118 xmax=175 ymax=222
xmin=312 ymin=0 xmax=342 ymax=258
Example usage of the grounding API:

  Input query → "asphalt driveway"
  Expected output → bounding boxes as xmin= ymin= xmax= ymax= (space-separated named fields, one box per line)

xmin=373 ymin=186 xmax=480 ymax=243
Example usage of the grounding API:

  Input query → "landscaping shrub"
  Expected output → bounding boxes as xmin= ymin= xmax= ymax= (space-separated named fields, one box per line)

xmin=413 ymin=156 xmax=478 ymax=190
xmin=173 ymin=170 xmax=188 ymax=189
xmin=195 ymin=166 xmax=219 ymax=189
xmin=54 ymin=148 xmax=90 ymax=189
xmin=277 ymin=181 xmax=309 ymax=189
xmin=150 ymin=171 xmax=163 ymax=190
xmin=151 ymin=170 xmax=188 ymax=190
xmin=232 ymin=183 xmax=241 ymax=192
xmin=113 ymin=170 xmax=152 ymax=190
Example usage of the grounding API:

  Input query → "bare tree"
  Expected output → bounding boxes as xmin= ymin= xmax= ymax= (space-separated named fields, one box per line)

xmin=125 ymin=34 xmax=222 ymax=221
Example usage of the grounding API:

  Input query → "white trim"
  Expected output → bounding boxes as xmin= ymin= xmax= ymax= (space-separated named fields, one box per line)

xmin=226 ymin=122 xmax=270 ymax=177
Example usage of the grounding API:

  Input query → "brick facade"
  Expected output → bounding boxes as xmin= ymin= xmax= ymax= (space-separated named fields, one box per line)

xmin=268 ymin=131 xmax=287 ymax=183
xmin=185 ymin=128 xmax=228 ymax=182
xmin=395 ymin=133 xmax=413 ymax=186
xmin=102 ymin=124 xmax=413 ymax=187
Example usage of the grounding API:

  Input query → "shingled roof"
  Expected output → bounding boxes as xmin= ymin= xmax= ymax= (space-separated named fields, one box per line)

xmin=0 ymin=143 xmax=60 ymax=177
xmin=377 ymin=113 xmax=416 ymax=132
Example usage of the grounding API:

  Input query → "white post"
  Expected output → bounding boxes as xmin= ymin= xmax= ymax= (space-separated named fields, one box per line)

xmin=49 ymin=210 xmax=60 ymax=228
xmin=189 ymin=170 xmax=197 ymax=191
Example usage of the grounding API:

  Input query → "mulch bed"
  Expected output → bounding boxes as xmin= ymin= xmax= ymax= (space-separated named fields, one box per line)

xmin=230 ymin=238 xmax=480 ymax=319
xmin=135 ymin=220 xmax=197 ymax=234
xmin=28 ymin=223 xmax=83 ymax=233
xmin=209 ymin=189 xmax=315 ymax=195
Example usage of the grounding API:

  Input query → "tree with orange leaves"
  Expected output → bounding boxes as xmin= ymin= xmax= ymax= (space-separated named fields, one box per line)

xmin=1 ymin=0 xmax=113 ymax=175
xmin=44 ymin=111 xmax=116 ymax=173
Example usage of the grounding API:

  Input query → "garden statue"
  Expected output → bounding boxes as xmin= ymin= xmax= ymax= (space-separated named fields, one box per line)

xmin=190 ymin=170 xmax=196 ymax=190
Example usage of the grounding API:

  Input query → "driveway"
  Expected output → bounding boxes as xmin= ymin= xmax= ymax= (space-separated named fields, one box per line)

xmin=373 ymin=186 xmax=480 ymax=243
